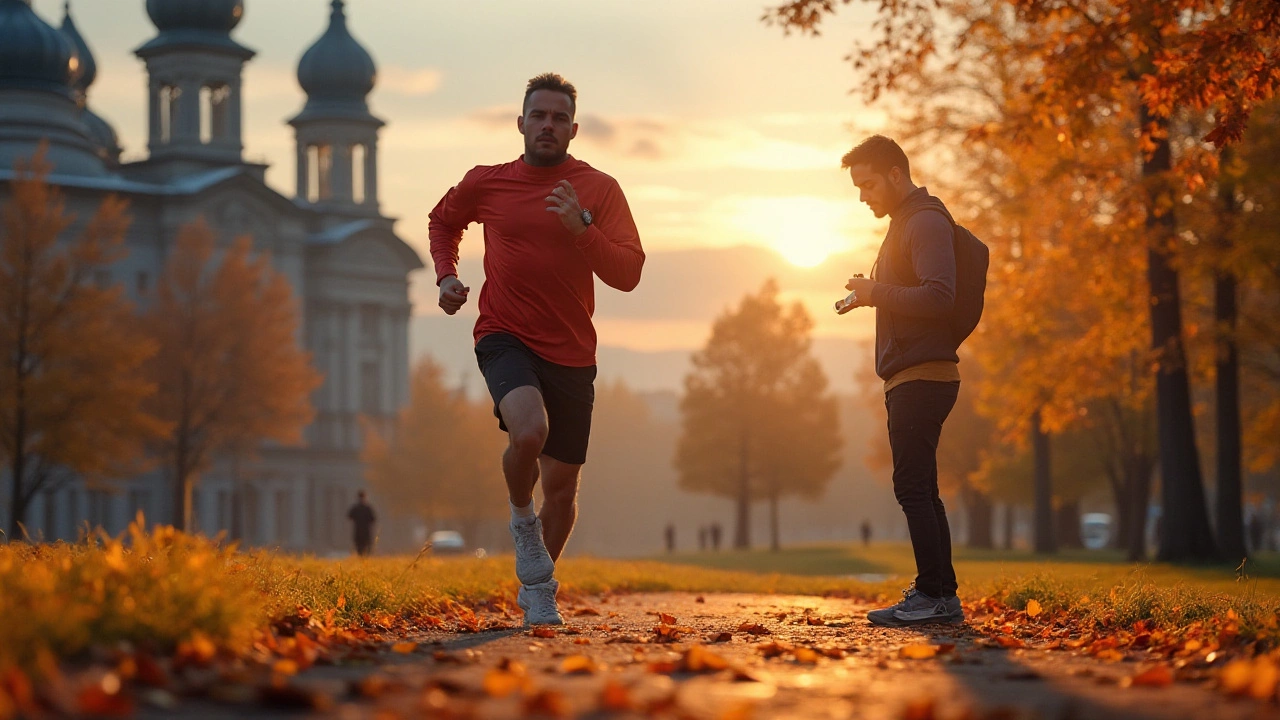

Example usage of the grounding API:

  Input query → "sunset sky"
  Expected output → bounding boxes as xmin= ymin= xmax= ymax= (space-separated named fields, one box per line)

xmin=35 ymin=0 xmax=898 ymax=357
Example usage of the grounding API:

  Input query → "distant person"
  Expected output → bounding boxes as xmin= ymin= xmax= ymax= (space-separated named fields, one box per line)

xmin=347 ymin=490 xmax=377 ymax=556
xmin=1248 ymin=512 xmax=1264 ymax=553
xmin=838 ymin=135 xmax=976 ymax=627
xmin=861 ymin=520 xmax=873 ymax=547
xmin=698 ymin=526 xmax=708 ymax=551
xmin=428 ymin=73 xmax=645 ymax=625
xmin=710 ymin=522 xmax=722 ymax=551
xmin=665 ymin=523 xmax=676 ymax=554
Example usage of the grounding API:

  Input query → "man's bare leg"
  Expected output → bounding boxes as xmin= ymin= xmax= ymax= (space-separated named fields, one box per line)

xmin=498 ymin=387 xmax=548 ymax=507
xmin=538 ymin=456 xmax=582 ymax=561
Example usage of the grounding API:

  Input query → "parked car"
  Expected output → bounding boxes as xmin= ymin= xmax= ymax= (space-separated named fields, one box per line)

xmin=429 ymin=530 xmax=466 ymax=555
xmin=1080 ymin=513 xmax=1112 ymax=550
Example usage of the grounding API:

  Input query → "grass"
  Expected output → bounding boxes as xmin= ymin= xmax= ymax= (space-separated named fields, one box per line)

xmin=2 ymin=521 xmax=1277 ymax=674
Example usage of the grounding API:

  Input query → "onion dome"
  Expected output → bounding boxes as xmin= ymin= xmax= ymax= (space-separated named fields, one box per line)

xmin=82 ymin=107 xmax=121 ymax=165
xmin=136 ymin=0 xmax=252 ymax=59
xmin=295 ymin=0 xmax=377 ymax=118
xmin=60 ymin=2 xmax=96 ymax=95
xmin=145 ymin=0 xmax=243 ymax=34
xmin=0 ymin=0 xmax=76 ymax=94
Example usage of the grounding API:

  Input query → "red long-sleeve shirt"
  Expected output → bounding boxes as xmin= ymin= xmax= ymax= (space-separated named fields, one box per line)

xmin=428 ymin=156 xmax=645 ymax=367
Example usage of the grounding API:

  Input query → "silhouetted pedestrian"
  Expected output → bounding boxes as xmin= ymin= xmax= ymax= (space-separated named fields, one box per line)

xmin=698 ymin=526 xmax=708 ymax=551
xmin=710 ymin=522 xmax=722 ymax=551
xmin=347 ymin=490 xmax=377 ymax=556
xmin=861 ymin=520 xmax=872 ymax=547
xmin=665 ymin=523 xmax=675 ymax=554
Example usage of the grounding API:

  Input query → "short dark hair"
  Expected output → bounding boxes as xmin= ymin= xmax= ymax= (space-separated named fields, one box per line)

xmin=523 ymin=73 xmax=577 ymax=116
xmin=841 ymin=135 xmax=911 ymax=180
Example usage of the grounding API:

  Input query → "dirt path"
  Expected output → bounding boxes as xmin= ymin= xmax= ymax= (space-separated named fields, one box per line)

xmin=141 ymin=592 xmax=1270 ymax=719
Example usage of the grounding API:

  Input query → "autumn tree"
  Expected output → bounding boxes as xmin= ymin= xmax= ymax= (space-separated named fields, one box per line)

xmin=143 ymin=220 xmax=321 ymax=532
xmin=0 ymin=150 xmax=165 ymax=540
xmin=767 ymin=0 xmax=1280 ymax=562
xmin=676 ymin=280 xmax=842 ymax=551
xmin=361 ymin=357 xmax=506 ymax=540
xmin=764 ymin=0 xmax=1280 ymax=561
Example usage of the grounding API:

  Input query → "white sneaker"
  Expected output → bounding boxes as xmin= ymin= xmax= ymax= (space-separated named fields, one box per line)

xmin=510 ymin=516 xmax=555 ymax=586
xmin=517 ymin=579 xmax=564 ymax=625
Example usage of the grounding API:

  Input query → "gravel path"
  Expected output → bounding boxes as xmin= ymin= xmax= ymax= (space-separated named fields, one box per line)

xmin=140 ymin=592 xmax=1270 ymax=719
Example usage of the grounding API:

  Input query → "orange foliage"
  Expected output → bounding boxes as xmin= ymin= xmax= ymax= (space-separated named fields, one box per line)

xmin=0 ymin=147 xmax=165 ymax=536
xmin=142 ymin=220 xmax=321 ymax=530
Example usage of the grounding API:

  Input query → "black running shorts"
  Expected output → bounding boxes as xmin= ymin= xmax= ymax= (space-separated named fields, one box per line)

xmin=474 ymin=332 xmax=596 ymax=465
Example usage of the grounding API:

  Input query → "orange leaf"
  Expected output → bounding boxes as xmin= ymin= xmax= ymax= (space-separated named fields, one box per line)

xmin=531 ymin=627 xmax=557 ymax=639
xmin=559 ymin=655 xmax=597 ymax=675
xmin=658 ymin=613 xmax=677 ymax=625
xmin=900 ymin=643 xmax=939 ymax=660
xmin=390 ymin=642 xmax=417 ymax=655
xmin=737 ymin=623 xmax=771 ymax=636
xmin=572 ymin=607 xmax=601 ymax=617
xmin=1026 ymin=599 xmax=1042 ymax=618
xmin=793 ymin=648 xmax=820 ymax=664
xmin=1131 ymin=665 xmax=1174 ymax=688
xmin=710 ymin=632 xmax=733 ymax=643
xmin=600 ymin=680 xmax=633 ymax=710
xmin=995 ymin=636 xmax=1025 ymax=649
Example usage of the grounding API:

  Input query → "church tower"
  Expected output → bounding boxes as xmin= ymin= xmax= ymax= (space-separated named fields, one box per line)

xmin=134 ymin=0 xmax=254 ymax=172
xmin=290 ymin=0 xmax=383 ymax=217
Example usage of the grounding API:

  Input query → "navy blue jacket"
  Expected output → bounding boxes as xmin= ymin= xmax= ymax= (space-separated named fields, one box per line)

xmin=868 ymin=187 xmax=959 ymax=381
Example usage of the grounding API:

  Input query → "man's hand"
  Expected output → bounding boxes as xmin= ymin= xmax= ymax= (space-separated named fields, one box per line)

xmin=439 ymin=275 xmax=470 ymax=315
xmin=844 ymin=275 xmax=877 ymax=307
xmin=545 ymin=180 xmax=589 ymax=236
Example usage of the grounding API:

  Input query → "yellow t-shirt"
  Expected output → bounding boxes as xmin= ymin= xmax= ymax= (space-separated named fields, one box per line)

xmin=883 ymin=360 xmax=961 ymax=394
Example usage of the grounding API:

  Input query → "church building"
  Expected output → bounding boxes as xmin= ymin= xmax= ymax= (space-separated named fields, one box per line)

xmin=0 ymin=0 xmax=423 ymax=551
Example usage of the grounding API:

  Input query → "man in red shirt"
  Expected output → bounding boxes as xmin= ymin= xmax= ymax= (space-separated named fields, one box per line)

xmin=428 ymin=73 xmax=645 ymax=625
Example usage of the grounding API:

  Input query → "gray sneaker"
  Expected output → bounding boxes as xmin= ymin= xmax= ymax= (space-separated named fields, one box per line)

xmin=867 ymin=584 xmax=963 ymax=627
xmin=517 ymin=579 xmax=564 ymax=625
xmin=510 ymin=516 xmax=555 ymax=586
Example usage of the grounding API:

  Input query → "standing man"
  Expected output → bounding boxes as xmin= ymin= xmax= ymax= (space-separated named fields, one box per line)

xmin=347 ymin=490 xmax=377 ymax=557
xmin=428 ymin=73 xmax=645 ymax=625
xmin=839 ymin=135 xmax=964 ymax=627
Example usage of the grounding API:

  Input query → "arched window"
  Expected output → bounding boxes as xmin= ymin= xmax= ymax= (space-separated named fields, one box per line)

xmin=159 ymin=85 xmax=181 ymax=143
xmin=307 ymin=144 xmax=332 ymax=202
xmin=200 ymin=84 xmax=231 ymax=143
xmin=351 ymin=143 xmax=366 ymax=205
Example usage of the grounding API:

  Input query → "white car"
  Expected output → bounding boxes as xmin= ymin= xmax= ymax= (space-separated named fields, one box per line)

xmin=429 ymin=530 xmax=466 ymax=554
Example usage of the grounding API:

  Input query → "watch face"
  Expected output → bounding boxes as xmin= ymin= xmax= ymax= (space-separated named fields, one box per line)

xmin=581 ymin=209 xmax=593 ymax=226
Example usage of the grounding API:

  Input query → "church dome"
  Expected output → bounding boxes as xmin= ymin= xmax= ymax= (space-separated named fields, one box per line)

xmin=146 ymin=0 xmax=244 ymax=35
xmin=297 ymin=0 xmax=376 ymax=106
xmin=82 ymin=107 xmax=121 ymax=164
xmin=60 ymin=2 xmax=97 ymax=94
xmin=0 ymin=0 xmax=76 ymax=94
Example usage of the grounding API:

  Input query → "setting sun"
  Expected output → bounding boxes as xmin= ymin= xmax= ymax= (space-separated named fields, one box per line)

xmin=728 ymin=196 xmax=855 ymax=268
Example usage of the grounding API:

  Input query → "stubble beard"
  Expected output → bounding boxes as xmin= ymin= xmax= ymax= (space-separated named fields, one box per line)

xmin=524 ymin=137 xmax=569 ymax=167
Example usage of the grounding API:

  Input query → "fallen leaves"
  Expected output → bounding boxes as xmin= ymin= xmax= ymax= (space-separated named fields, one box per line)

xmin=1130 ymin=665 xmax=1175 ymax=688
xmin=737 ymin=622 xmax=771 ymax=636
xmin=1025 ymin=599 xmax=1043 ymax=618
xmin=1220 ymin=657 xmax=1280 ymax=700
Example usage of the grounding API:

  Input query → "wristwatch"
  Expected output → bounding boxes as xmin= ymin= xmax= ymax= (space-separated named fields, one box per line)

xmin=580 ymin=209 xmax=593 ymax=227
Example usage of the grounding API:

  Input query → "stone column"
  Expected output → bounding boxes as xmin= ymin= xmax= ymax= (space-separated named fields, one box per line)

xmin=364 ymin=137 xmax=379 ymax=208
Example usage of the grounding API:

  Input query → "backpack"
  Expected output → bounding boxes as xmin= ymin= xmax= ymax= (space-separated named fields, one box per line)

xmin=896 ymin=206 xmax=989 ymax=345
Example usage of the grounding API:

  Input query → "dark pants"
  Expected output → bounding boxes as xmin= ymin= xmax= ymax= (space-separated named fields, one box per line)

xmin=886 ymin=380 xmax=960 ymax=598
xmin=354 ymin=533 xmax=372 ymax=556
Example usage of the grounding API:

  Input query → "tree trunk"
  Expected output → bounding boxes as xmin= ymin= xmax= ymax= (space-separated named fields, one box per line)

xmin=1214 ymin=148 xmax=1247 ymax=562
xmin=964 ymin=487 xmax=995 ymax=549
xmin=1125 ymin=454 xmax=1153 ymax=561
xmin=1002 ymin=503 xmax=1015 ymax=550
xmin=769 ymin=492 xmax=780 ymax=552
xmin=1056 ymin=499 xmax=1083 ymax=549
xmin=1113 ymin=482 xmax=1133 ymax=552
xmin=734 ymin=432 xmax=750 ymax=549
xmin=1032 ymin=409 xmax=1056 ymax=554
xmin=1143 ymin=109 xmax=1219 ymax=563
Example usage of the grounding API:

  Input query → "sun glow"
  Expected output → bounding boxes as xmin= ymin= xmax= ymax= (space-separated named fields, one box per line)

xmin=728 ymin=196 xmax=854 ymax=268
